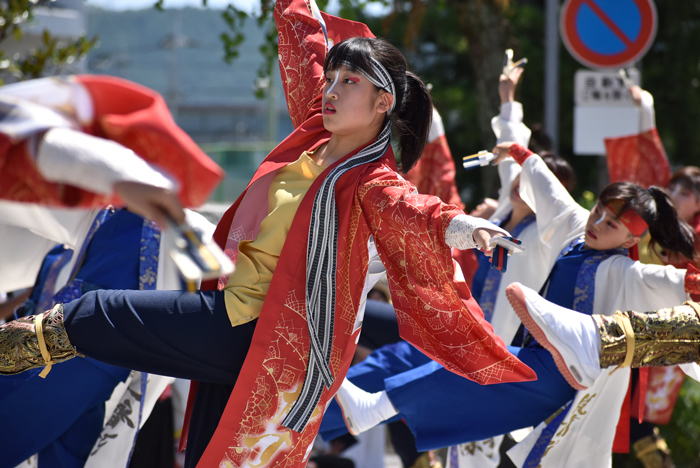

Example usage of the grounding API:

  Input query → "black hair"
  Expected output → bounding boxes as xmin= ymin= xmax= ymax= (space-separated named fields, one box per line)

xmin=324 ymin=37 xmax=432 ymax=171
xmin=669 ymin=166 xmax=700 ymax=197
xmin=541 ymin=152 xmax=575 ymax=193
xmin=598 ymin=182 xmax=697 ymax=260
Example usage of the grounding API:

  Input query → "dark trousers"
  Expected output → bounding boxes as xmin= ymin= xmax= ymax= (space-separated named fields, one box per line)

xmin=63 ymin=289 xmax=257 ymax=468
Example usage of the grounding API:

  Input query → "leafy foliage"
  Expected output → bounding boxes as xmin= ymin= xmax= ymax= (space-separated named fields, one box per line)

xmin=0 ymin=0 xmax=97 ymax=84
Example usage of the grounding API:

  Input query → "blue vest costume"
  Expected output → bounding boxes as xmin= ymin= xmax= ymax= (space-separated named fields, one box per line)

xmin=319 ymin=237 xmax=626 ymax=451
xmin=0 ymin=209 xmax=160 ymax=468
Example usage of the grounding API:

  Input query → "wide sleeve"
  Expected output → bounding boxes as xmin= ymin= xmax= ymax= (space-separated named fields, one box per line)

xmin=274 ymin=0 xmax=328 ymax=128
xmin=0 ymin=200 xmax=97 ymax=249
xmin=594 ymin=256 xmax=687 ymax=317
xmin=358 ymin=171 xmax=535 ymax=385
xmin=518 ymin=153 xmax=589 ymax=254
xmin=488 ymin=102 xmax=531 ymax=222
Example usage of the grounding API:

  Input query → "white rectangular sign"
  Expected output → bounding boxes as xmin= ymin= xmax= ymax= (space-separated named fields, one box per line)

xmin=574 ymin=106 xmax=639 ymax=155
xmin=574 ymin=69 xmax=642 ymax=155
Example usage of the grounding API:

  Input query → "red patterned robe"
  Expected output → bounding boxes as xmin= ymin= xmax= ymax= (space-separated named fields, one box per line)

xmin=185 ymin=1 xmax=535 ymax=467
xmin=404 ymin=109 xmax=479 ymax=287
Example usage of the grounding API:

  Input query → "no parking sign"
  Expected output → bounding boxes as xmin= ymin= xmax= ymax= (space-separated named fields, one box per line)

xmin=561 ymin=0 xmax=657 ymax=69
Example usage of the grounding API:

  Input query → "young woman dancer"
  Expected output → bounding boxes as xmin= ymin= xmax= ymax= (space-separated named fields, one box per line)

xmin=324 ymin=141 xmax=700 ymax=467
xmin=0 ymin=2 xmax=536 ymax=468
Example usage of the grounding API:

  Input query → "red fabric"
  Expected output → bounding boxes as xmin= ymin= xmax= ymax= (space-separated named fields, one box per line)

xmin=186 ymin=2 xmax=535 ymax=466
xmin=685 ymin=264 xmax=700 ymax=295
xmin=643 ymin=366 xmax=686 ymax=425
xmin=0 ymin=76 xmax=222 ymax=208
xmin=0 ymin=135 xmax=69 ymax=204
xmin=613 ymin=377 xmax=632 ymax=453
xmin=404 ymin=134 xmax=464 ymax=209
xmin=605 ymin=199 xmax=648 ymax=237
xmin=630 ymin=368 xmax=649 ymax=424
xmin=76 ymin=75 xmax=223 ymax=207
xmin=507 ymin=143 xmax=533 ymax=166
xmin=178 ymin=381 xmax=198 ymax=453
xmin=453 ymin=248 xmax=479 ymax=289
xmin=605 ymin=128 xmax=671 ymax=189
xmin=628 ymin=244 xmax=639 ymax=261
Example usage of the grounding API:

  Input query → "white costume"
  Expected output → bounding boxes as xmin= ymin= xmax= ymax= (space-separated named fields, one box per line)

xmin=505 ymin=154 xmax=687 ymax=468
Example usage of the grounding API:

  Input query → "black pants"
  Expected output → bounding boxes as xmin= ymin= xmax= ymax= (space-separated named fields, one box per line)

xmin=63 ymin=289 xmax=257 ymax=468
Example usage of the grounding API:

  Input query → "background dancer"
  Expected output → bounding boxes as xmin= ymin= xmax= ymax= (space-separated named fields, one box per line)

xmin=324 ymin=142 xmax=699 ymax=468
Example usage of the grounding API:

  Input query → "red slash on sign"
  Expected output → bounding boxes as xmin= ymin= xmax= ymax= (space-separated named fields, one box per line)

xmin=560 ymin=0 xmax=657 ymax=69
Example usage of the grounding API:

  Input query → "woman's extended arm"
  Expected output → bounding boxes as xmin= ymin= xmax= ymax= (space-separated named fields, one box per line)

xmin=494 ymin=143 xmax=588 ymax=254
xmin=358 ymin=171 xmax=534 ymax=385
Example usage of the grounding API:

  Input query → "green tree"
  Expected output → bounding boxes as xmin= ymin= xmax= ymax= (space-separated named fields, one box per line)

xmin=0 ymin=1 xmax=97 ymax=84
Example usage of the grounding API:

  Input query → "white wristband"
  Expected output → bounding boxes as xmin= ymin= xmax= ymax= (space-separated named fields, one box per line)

xmin=445 ymin=214 xmax=509 ymax=250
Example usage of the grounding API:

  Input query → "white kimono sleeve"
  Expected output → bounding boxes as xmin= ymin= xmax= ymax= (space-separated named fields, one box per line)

xmin=519 ymin=155 xmax=589 ymax=255
xmin=490 ymin=102 xmax=532 ymax=222
xmin=0 ymin=201 xmax=100 ymax=291
xmin=638 ymin=90 xmax=656 ymax=134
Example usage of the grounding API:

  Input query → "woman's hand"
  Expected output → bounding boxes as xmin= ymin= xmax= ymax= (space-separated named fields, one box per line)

xmin=499 ymin=67 xmax=524 ymax=105
xmin=114 ymin=181 xmax=186 ymax=229
xmin=491 ymin=141 xmax=518 ymax=165
xmin=473 ymin=228 xmax=504 ymax=257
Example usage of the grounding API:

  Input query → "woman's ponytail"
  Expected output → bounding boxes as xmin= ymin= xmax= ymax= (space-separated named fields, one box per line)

xmin=392 ymin=71 xmax=432 ymax=171
xmin=599 ymin=182 xmax=697 ymax=259
xmin=646 ymin=187 xmax=697 ymax=260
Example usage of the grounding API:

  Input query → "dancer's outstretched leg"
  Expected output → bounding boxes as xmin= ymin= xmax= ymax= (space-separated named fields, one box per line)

xmin=506 ymin=282 xmax=700 ymax=389
xmin=329 ymin=346 xmax=575 ymax=451
xmin=0 ymin=289 xmax=257 ymax=384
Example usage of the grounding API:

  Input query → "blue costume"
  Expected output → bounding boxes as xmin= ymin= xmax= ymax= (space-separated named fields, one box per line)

xmin=318 ymin=237 xmax=627 ymax=451
xmin=0 ymin=209 xmax=158 ymax=468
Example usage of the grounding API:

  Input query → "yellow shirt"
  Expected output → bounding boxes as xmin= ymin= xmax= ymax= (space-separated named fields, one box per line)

xmin=224 ymin=152 xmax=324 ymax=326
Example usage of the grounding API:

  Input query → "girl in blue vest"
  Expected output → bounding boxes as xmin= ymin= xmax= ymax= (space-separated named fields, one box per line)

xmin=321 ymin=141 xmax=699 ymax=465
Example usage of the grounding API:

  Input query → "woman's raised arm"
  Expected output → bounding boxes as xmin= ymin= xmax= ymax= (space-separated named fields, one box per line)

xmin=274 ymin=0 xmax=328 ymax=128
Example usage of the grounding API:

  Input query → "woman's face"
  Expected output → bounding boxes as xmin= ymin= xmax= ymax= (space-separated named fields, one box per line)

xmin=584 ymin=202 xmax=639 ymax=251
xmin=669 ymin=183 xmax=700 ymax=223
xmin=321 ymin=65 xmax=391 ymax=135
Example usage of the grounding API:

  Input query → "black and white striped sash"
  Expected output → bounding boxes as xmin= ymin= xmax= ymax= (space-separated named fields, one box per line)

xmin=282 ymin=122 xmax=392 ymax=432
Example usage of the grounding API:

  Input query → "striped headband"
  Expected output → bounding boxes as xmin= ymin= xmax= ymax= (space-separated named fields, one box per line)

xmin=341 ymin=58 xmax=397 ymax=114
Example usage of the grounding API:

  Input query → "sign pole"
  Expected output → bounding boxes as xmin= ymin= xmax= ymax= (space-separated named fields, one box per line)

xmin=545 ymin=0 xmax=560 ymax=152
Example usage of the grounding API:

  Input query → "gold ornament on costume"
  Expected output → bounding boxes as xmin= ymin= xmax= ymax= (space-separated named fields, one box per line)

xmin=0 ymin=305 xmax=80 ymax=375
xmin=595 ymin=302 xmax=700 ymax=369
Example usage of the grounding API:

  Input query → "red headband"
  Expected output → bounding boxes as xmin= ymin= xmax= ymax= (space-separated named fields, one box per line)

xmin=605 ymin=200 xmax=649 ymax=237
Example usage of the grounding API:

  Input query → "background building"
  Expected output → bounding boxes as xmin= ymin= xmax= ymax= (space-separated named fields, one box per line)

xmin=87 ymin=6 xmax=293 ymax=201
